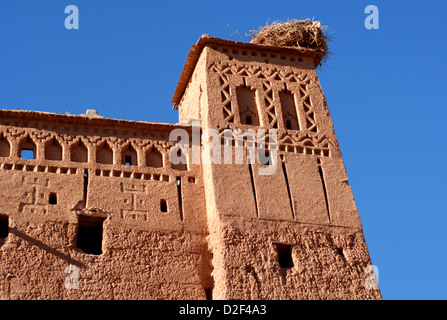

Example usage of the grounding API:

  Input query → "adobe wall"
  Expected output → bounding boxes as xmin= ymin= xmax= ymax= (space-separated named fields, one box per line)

xmin=0 ymin=112 xmax=210 ymax=299
xmin=189 ymin=43 xmax=381 ymax=299
xmin=0 ymin=36 xmax=381 ymax=300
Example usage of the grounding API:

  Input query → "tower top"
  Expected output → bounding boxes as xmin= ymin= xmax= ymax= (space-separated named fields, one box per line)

xmin=171 ymin=35 xmax=323 ymax=109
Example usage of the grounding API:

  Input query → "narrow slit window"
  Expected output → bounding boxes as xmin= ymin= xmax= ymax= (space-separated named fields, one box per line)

xmin=83 ymin=170 xmax=88 ymax=205
xmin=274 ymin=243 xmax=294 ymax=269
xmin=176 ymin=177 xmax=184 ymax=221
xmin=204 ymin=287 xmax=213 ymax=300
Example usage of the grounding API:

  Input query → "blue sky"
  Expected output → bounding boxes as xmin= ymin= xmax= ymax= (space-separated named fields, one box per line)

xmin=0 ymin=0 xmax=446 ymax=300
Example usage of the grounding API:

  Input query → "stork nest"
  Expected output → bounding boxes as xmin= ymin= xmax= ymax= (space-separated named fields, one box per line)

xmin=248 ymin=19 xmax=331 ymax=65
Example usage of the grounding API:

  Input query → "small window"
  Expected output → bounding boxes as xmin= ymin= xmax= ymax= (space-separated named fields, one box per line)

xmin=245 ymin=115 xmax=252 ymax=125
xmin=49 ymin=193 xmax=57 ymax=205
xmin=20 ymin=149 xmax=35 ymax=160
xmin=76 ymin=215 xmax=105 ymax=255
xmin=336 ymin=248 xmax=345 ymax=260
xmin=19 ymin=137 xmax=36 ymax=160
xmin=160 ymin=199 xmax=167 ymax=213
xmin=124 ymin=156 xmax=132 ymax=166
xmin=274 ymin=243 xmax=294 ymax=269
xmin=0 ymin=215 xmax=8 ymax=238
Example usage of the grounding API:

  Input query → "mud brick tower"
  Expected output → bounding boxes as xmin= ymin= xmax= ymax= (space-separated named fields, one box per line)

xmin=0 ymin=35 xmax=381 ymax=299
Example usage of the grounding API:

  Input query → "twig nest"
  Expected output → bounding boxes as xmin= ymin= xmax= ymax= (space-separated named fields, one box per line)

xmin=248 ymin=19 xmax=330 ymax=65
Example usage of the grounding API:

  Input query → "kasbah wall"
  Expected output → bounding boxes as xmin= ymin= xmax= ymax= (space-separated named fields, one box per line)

xmin=0 ymin=35 xmax=381 ymax=300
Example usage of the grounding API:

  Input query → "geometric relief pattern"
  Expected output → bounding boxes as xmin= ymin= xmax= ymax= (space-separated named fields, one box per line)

xmin=210 ymin=63 xmax=234 ymax=123
xmin=0 ymin=126 xmax=185 ymax=172
xmin=278 ymin=132 xmax=330 ymax=157
xmin=299 ymin=85 xmax=317 ymax=133
xmin=119 ymin=181 xmax=149 ymax=222
xmin=17 ymin=176 xmax=50 ymax=215
xmin=261 ymin=79 xmax=277 ymax=128
xmin=298 ymin=77 xmax=317 ymax=133
xmin=209 ymin=60 xmax=319 ymax=133
xmin=117 ymin=180 xmax=182 ymax=224
xmin=221 ymin=78 xmax=233 ymax=123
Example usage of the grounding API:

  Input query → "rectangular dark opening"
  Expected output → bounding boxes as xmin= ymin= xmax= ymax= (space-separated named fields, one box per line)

xmin=274 ymin=243 xmax=294 ymax=269
xmin=134 ymin=172 xmax=142 ymax=179
xmin=0 ymin=215 xmax=8 ymax=238
xmin=48 ymin=166 xmax=57 ymax=173
xmin=49 ymin=193 xmax=57 ymax=205
xmin=160 ymin=199 xmax=168 ymax=213
xmin=124 ymin=156 xmax=132 ymax=166
xmin=76 ymin=215 xmax=105 ymax=255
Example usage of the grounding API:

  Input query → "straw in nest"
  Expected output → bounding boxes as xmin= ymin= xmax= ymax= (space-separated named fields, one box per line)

xmin=248 ymin=19 xmax=331 ymax=65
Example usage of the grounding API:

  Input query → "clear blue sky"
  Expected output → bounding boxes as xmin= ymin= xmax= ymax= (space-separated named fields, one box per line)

xmin=0 ymin=0 xmax=446 ymax=300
